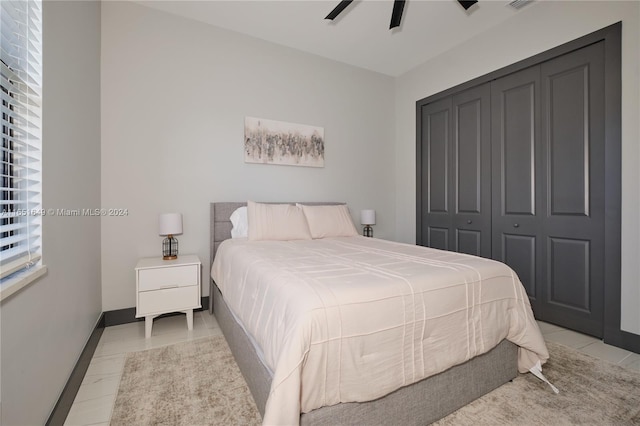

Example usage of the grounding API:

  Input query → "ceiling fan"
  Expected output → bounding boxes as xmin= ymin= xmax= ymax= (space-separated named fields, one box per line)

xmin=325 ymin=0 xmax=479 ymax=30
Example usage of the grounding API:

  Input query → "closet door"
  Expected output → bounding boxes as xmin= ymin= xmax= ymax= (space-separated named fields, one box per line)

xmin=491 ymin=66 xmax=544 ymax=315
xmin=492 ymin=43 xmax=606 ymax=337
xmin=539 ymin=42 xmax=605 ymax=337
xmin=417 ymin=97 xmax=452 ymax=251
xmin=417 ymin=84 xmax=491 ymax=257
xmin=417 ymin=25 xmax=618 ymax=342
xmin=451 ymin=84 xmax=491 ymax=257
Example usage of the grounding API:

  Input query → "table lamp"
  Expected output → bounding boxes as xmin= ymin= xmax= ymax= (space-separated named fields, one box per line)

xmin=360 ymin=209 xmax=376 ymax=237
xmin=159 ymin=213 xmax=182 ymax=260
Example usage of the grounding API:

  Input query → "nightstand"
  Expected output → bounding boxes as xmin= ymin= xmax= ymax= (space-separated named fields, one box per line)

xmin=135 ymin=254 xmax=201 ymax=338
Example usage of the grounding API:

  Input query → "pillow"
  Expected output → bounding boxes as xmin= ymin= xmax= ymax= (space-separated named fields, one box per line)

xmin=298 ymin=204 xmax=359 ymax=239
xmin=247 ymin=201 xmax=312 ymax=241
xmin=230 ymin=206 xmax=248 ymax=238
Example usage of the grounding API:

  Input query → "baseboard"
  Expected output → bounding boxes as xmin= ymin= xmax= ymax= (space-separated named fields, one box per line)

xmin=104 ymin=296 xmax=210 ymax=326
xmin=604 ymin=327 xmax=640 ymax=354
xmin=46 ymin=313 xmax=105 ymax=426
xmin=619 ymin=330 xmax=640 ymax=353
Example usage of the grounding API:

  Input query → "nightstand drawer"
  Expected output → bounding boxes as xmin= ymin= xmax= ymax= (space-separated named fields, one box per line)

xmin=138 ymin=264 xmax=198 ymax=292
xmin=137 ymin=286 xmax=200 ymax=317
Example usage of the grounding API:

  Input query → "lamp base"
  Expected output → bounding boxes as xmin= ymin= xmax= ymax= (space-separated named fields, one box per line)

xmin=162 ymin=235 xmax=179 ymax=260
xmin=363 ymin=225 xmax=373 ymax=238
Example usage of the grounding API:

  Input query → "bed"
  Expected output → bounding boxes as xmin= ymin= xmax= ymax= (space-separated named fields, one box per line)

xmin=208 ymin=202 xmax=549 ymax=425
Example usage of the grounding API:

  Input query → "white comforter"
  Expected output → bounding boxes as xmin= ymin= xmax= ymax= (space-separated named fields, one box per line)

xmin=211 ymin=236 xmax=549 ymax=425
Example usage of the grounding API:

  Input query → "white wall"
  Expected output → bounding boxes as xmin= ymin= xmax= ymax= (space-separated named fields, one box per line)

xmin=101 ymin=2 xmax=396 ymax=311
xmin=0 ymin=2 xmax=102 ymax=424
xmin=394 ymin=1 xmax=640 ymax=334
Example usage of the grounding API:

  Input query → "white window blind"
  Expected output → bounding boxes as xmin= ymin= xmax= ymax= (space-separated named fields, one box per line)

xmin=0 ymin=0 xmax=43 ymax=282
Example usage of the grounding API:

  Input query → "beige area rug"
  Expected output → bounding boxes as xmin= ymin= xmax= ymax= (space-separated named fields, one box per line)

xmin=435 ymin=341 xmax=640 ymax=425
xmin=110 ymin=336 xmax=261 ymax=425
xmin=111 ymin=337 xmax=640 ymax=425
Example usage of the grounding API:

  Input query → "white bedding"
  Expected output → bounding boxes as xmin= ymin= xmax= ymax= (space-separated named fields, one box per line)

xmin=211 ymin=236 xmax=549 ymax=425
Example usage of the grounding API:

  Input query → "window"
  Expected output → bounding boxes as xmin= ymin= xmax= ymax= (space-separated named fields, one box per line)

xmin=0 ymin=0 xmax=44 ymax=300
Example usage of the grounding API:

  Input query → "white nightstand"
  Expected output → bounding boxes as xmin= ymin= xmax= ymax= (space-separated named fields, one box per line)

xmin=135 ymin=254 xmax=202 ymax=338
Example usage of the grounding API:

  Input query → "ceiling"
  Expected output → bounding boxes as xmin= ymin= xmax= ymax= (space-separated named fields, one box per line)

xmin=136 ymin=0 xmax=537 ymax=77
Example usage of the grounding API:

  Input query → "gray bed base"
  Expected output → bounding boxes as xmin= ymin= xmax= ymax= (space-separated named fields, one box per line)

xmin=209 ymin=202 xmax=518 ymax=425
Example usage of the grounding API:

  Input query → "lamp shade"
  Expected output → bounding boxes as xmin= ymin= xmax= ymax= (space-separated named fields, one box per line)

xmin=159 ymin=213 xmax=183 ymax=236
xmin=360 ymin=209 xmax=376 ymax=226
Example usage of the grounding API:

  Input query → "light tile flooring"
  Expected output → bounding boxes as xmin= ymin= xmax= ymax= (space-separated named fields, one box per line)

xmin=64 ymin=312 xmax=640 ymax=425
xmin=64 ymin=312 xmax=223 ymax=426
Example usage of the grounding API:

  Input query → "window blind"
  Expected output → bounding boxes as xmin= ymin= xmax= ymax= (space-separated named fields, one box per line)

xmin=0 ymin=0 xmax=42 ymax=281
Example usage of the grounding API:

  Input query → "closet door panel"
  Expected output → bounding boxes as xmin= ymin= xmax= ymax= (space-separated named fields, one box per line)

xmin=456 ymin=229 xmax=481 ymax=256
xmin=428 ymin=108 xmax=449 ymax=213
xmin=548 ymin=67 xmax=590 ymax=216
xmin=502 ymin=234 xmax=537 ymax=298
xmin=452 ymin=83 xmax=491 ymax=257
xmin=455 ymin=99 xmax=482 ymax=214
xmin=491 ymin=66 xmax=544 ymax=312
xmin=547 ymin=237 xmax=591 ymax=311
xmin=417 ymin=97 xmax=452 ymax=247
xmin=428 ymin=227 xmax=450 ymax=251
xmin=502 ymin=84 xmax=537 ymax=216
xmin=541 ymin=41 xmax=605 ymax=337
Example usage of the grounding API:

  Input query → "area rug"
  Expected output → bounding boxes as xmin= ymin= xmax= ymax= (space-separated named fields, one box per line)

xmin=110 ymin=336 xmax=261 ymax=425
xmin=110 ymin=337 xmax=640 ymax=425
xmin=435 ymin=341 xmax=640 ymax=425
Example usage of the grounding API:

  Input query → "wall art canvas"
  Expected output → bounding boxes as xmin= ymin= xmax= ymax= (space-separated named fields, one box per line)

xmin=244 ymin=117 xmax=325 ymax=167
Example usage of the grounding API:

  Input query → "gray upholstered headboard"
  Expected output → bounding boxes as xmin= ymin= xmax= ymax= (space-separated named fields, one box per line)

xmin=210 ymin=202 xmax=246 ymax=267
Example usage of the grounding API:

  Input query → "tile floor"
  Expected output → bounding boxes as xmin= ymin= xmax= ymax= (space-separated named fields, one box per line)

xmin=64 ymin=311 xmax=222 ymax=426
xmin=63 ymin=312 xmax=640 ymax=426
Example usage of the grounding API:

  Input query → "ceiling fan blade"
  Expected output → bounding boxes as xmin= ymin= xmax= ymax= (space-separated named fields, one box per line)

xmin=325 ymin=0 xmax=354 ymax=20
xmin=389 ymin=0 xmax=406 ymax=29
xmin=458 ymin=0 xmax=478 ymax=10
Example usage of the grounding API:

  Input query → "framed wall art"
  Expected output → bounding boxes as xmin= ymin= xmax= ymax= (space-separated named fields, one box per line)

xmin=244 ymin=117 xmax=325 ymax=168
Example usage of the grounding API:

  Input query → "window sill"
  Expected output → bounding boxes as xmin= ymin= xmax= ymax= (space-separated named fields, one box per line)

xmin=0 ymin=265 xmax=48 ymax=302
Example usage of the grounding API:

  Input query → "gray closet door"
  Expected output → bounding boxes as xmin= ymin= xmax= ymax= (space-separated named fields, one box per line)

xmin=417 ymin=25 xmax=620 ymax=342
xmin=452 ymin=84 xmax=491 ymax=257
xmin=491 ymin=66 xmax=544 ymax=315
xmin=418 ymin=97 xmax=452 ymax=251
xmin=417 ymin=84 xmax=491 ymax=257
xmin=492 ymin=42 xmax=605 ymax=337
xmin=538 ymin=42 xmax=605 ymax=337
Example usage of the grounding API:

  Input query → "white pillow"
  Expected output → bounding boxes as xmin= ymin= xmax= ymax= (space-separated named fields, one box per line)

xmin=247 ymin=201 xmax=312 ymax=241
xmin=298 ymin=204 xmax=359 ymax=239
xmin=230 ymin=206 xmax=248 ymax=238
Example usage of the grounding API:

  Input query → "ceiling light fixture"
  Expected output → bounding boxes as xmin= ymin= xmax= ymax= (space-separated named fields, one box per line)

xmin=458 ymin=1 xmax=478 ymax=10
xmin=325 ymin=0 xmax=481 ymax=30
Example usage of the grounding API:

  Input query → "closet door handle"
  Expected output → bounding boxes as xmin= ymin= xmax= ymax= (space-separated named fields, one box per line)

xmin=467 ymin=220 xmax=472 ymax=224
xmin=513 ymin=223 xmax=520 ymax=228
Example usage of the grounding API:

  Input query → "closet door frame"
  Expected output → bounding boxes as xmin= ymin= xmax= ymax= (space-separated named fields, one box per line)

xmin=416 ymin=23 xmax=634 ymax=352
